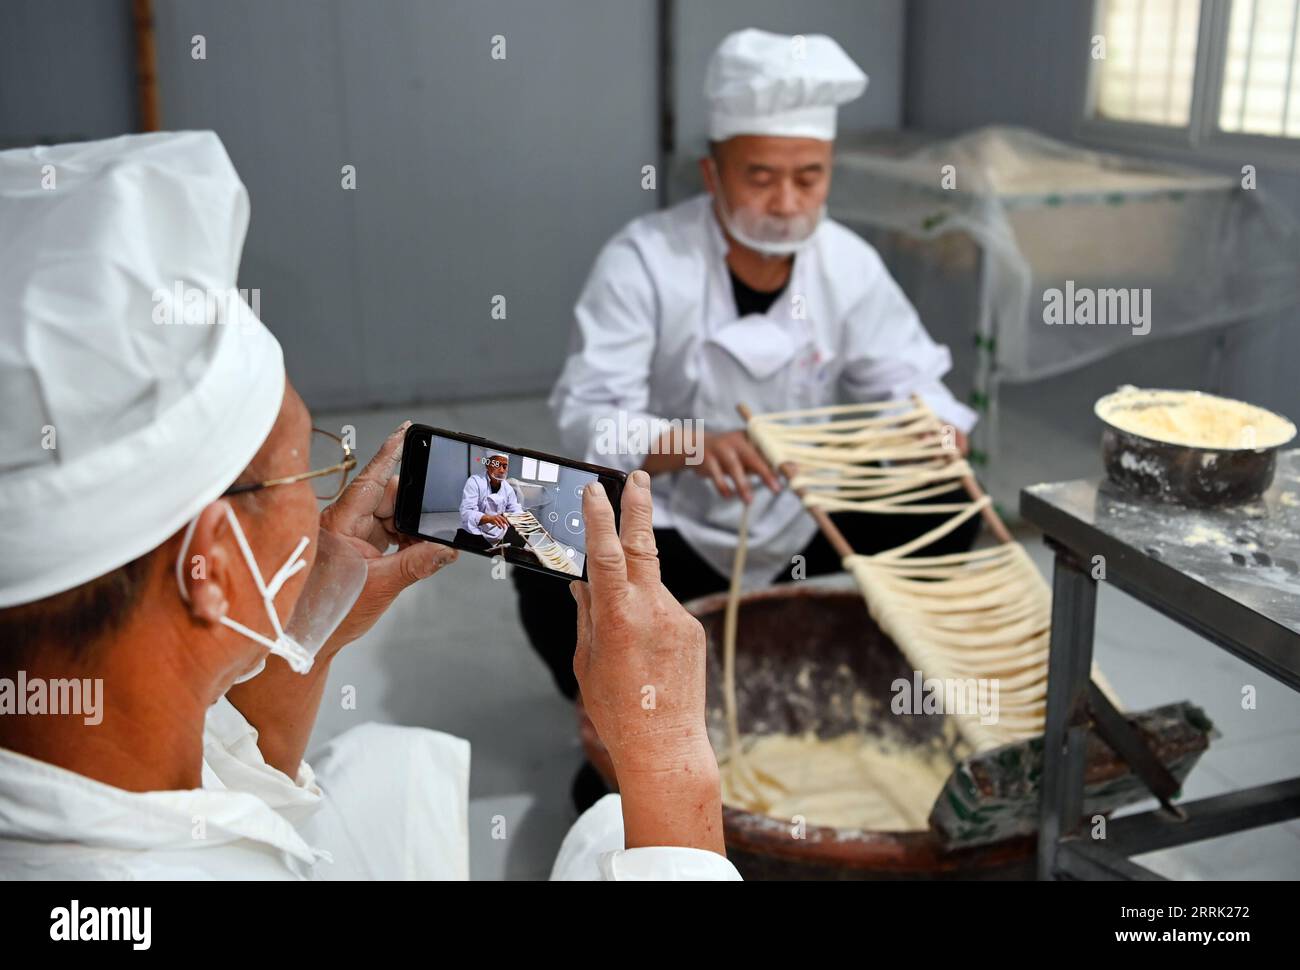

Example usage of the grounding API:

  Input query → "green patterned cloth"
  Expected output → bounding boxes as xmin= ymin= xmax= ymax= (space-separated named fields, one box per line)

xmin=930 ymin=702 xmax=1214 ymax=848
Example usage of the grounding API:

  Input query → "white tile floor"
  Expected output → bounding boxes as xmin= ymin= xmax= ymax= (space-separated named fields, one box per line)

xmin=308 ymin=394 xmax=1300 ymax=880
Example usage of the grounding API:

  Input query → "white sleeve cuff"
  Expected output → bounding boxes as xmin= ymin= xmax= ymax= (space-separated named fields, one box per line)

xmin=203 ymin=696 xmax=322 ymax=819
xmin=598 ymin=846 xmax=742 ymax=881
xmin=916 ymin=390 xmax=978 ymax=435
xmin=551 ymin=793 xmax=743 ymax=881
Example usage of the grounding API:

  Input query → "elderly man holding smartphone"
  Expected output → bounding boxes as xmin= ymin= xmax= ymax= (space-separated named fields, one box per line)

xmin=0 ymin=132 xmax=738 ymax=881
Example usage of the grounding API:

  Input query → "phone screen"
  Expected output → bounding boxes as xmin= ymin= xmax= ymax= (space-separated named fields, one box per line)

xmin=395 ymin=425 xmax=625 ymax=581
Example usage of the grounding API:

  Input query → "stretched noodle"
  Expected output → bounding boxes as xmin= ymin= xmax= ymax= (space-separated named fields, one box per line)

xmin=503 ymin=510 xmax=581 ymax=576
xmin=731 ymin=397 xmax=1114 ymax=753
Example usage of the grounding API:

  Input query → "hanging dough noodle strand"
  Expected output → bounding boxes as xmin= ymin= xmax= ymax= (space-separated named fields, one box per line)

xmin=736 ymin=397 xmax=1115 ymax=754
xmin=722 ymin=502 xmax=749 ymax=757
xmin=715 ymin=467 xmax=959 ymax=828
xmin=721 ymin=501 xmax=780 ymax=806
xmin=503 ymin=510 xmax=581 ymax=576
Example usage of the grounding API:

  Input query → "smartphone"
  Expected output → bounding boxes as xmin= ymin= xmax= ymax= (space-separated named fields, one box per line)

xmin=394 ymin=424 xmax=627 ymax=582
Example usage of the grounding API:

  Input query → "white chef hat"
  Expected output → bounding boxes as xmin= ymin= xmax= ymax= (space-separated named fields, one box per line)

xmin=0 ymin=131 xmax=286 ymax=608
xmin=705 ymin=28 xmax=868 ymax=142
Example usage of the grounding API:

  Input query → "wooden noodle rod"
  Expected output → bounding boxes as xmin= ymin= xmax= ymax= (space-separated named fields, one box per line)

xmin=736 ymin=403 xmax=856 ymax=561
xmin=904 ymin=395 xmax=1013 ymax=545
xmin=962 ymin=474 xmax=1012 ymax=544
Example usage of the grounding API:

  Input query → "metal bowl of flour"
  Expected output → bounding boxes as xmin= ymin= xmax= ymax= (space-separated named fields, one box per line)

xmin=1096 ymin=387 xmax=1296 ymax=508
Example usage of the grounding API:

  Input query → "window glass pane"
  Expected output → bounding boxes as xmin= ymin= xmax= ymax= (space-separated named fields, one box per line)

xmin=1218 ymin=0 xmax=1300 ymax=136
xmin=1094 ymin=0 xmax=1203 ymax=126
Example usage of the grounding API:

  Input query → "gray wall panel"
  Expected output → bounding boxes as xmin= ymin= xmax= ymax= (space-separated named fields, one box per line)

xmin=673 ymin=0 xmax=906 ymax=153
xmin=152 ymin=0 xmax=367 ymax=407
xmin=0 ymin=0 xmax=137 ymax=146
xmin=2 ymin=1 xmax=903 ymax=413
xmin=330 ymin=0 xmax=659 ymax=407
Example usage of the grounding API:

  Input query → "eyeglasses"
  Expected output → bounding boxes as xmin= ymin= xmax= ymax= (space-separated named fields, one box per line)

xmin=223 ymin=428 xmax=358 ymax=501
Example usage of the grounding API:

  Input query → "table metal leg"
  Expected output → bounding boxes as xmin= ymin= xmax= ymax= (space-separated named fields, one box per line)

xmin=1038 ymin=543 xmax=1099 ymax=880
xmin=1087 ymin=681 xmax=1184 ymax=817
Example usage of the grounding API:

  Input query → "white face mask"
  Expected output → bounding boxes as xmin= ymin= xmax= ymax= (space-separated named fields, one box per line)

xmin=708 ymin=159 xmax=824 ymax=257
xmin=175 ymin=506 xmax=367 ymax=681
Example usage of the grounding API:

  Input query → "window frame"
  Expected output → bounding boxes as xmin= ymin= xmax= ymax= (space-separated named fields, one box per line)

xmin=1078 ymin=0 xmax=1300 ymax=168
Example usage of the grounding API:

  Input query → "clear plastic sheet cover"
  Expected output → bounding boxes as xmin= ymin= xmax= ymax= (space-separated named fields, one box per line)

xmin=829 ymin=126 xmax=1300 ymax=383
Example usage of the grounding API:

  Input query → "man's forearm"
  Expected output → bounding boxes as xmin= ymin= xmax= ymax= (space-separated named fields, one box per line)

xmin=640 ymin=427 xmax=692 ymax=477
xmin=615 ymin=744 xmax=726 ymax=856
xmin=224 ymin=653 xmax=333 ymax=777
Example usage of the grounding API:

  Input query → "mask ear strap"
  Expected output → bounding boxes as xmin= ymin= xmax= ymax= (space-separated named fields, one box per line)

xmin=265 ymin=537 xmax=311 ymax=599
xmin=172 ymin=504 xmax=319 ymax=673
xmin=218 ymin=503 xmax=312 ymax=599
xmin=217 ymin=615 xmax=280 ymax=652
xmin=174 ymin=516 xmax=203 ymax=604
xmin=220 ymin=506 xmax=273 ymax=598
xmin=222 ymin=508 xmax=311 ymax=645
xmin=261 ymin=543 xmax=308 ymax=645
xmin=707 ymin=157 xmax=730 ymax=217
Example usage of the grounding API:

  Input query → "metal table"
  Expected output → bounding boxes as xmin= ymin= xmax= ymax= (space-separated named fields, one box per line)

xmin=1021 ymin=449 xmax=1300 ymax=880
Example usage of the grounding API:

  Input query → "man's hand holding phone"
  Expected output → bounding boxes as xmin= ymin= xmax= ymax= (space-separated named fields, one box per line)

xmin=569 ymin=470 xmax=725 ymax=856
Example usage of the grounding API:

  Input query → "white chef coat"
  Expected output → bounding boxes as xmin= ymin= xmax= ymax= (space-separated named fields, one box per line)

xmin=550 ymin=193 xmax=976 ymax=588
xmin=460 ymin=474 xmax=523 ymax=541
xmin=0 ymin=696 xmax=740 ymax=881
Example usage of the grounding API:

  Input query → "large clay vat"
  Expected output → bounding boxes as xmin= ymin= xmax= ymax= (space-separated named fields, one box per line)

xmin=687 ymin=584 xmax=1035 ymax=880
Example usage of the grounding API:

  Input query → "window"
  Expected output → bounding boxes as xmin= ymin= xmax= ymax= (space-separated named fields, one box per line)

xmin=1220 ymin=0 xmax=1300 ymax=135
xmin=1087 ymin=0 xmax=1300 ymax=149
xmin=1095 ymin=0 xmax=1203 ymax=126
xmin=517 ymin=456 xmax=559 ymax=482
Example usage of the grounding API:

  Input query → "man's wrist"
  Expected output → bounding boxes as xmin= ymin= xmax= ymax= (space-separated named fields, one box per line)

xmin=612 ymin=737 xmax=725 ymax=854
xmin=642 ymin=427 xmax=695 ymax=476
xmin=617 ymin=753 xmax=720 ymax=803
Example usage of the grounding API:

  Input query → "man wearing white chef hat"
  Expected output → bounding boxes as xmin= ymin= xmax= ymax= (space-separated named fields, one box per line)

xmin=516 ymin=29 xmax=980 ymax=809
xmin=0 ymin=131 xmax=738 ymax=880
